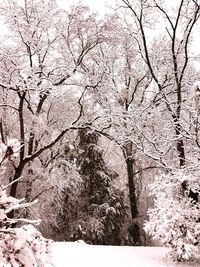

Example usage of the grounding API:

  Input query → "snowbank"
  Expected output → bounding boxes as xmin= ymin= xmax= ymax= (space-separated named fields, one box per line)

xmin=52 ymin=242 xmax=198 ymax=267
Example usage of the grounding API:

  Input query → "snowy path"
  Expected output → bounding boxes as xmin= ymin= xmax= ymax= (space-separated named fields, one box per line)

xmin=52 ymin=242 xmax=197 ymax=267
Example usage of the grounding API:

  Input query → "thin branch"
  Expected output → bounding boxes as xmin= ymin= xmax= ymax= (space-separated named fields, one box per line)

xmin=5 ymin=199 xmax=38 ymax=214
xmin=180 ymin=4 xmax=200 ymax=83
xmin=0 ymin=118 xmax=5 ymax=144
xmin=153 ymin=0 xmax=174 ymax=30
xmin=72 ymin=87 xmax=87 ymax=125
xmin=7 ymin=218 xmax=41 ymax=225
xmin=133 ymin=166 xmax=165 ymax=176
xmin=23 ymin=126 xmax=78 ymax=164
xmin=2 ymin=176 xmax=23 ymax=190
xmin=128 ymin=73 xmax=148 ymax=106
xmin=31 ymin=186 xmax=54 ymax=202
xmin=0 ymin=104 xmax=18 ymax=111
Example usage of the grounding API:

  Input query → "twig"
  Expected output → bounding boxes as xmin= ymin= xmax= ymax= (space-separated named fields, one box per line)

xmin=5 ymin=199 xmax=38 ymax=214
xmin=7 ymin=218 xmax=41 ymax=225
xmin=2 ymin=176 xmax=23 ymax=190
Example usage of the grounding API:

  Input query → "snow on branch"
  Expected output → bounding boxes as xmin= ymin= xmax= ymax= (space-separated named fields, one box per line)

xmin=0 ymin=139 xmax=55 ymax=266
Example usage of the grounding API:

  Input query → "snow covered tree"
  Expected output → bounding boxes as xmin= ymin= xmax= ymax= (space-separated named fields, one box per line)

xmin=34 ymin=142 xmax=84 ymax=240
xmin=69 ymin=12 xmax=155 ymax=244
xmin=65 ymin=128 xmax=128 ymax=245
xmin=0 ymin=0 xmax=104 ymax=203
xmin=144 ymin=167 xmax=200 ymax=261
xmin=121 ymin=0 xmax=200 ymax=169
xmin=0 ymin=140 xmax=54 ymax=266
xmin=119 ymin=0 xmax=200 ymax=247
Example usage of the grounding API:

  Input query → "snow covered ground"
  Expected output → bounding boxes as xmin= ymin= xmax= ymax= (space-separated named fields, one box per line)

xmin=52 ymin=242 xmax=198 ymax=267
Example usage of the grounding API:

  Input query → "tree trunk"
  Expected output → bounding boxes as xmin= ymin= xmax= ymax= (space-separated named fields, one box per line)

xmin=126 ymin=157 xmax=138 ymax=219
xmin=175 ymin=121 xmax=186 ymax=168
xmin=123 ymin=142 xmax=141 ymax=245
xmin=10 ymin=165 xmax=24 ymax=198
xmin=8 ymin=165 xmax=24 ymax=219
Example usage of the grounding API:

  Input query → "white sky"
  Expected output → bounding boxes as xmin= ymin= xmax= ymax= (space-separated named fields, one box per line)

xmin=57 ymin=0 xmax=116 ymax=15
xmin=56 ymin=0 xmax=176 ymax=12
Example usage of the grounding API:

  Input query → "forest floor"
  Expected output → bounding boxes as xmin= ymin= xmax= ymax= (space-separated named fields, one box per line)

xmin=52 ymin=242 xmax=199 ymax=267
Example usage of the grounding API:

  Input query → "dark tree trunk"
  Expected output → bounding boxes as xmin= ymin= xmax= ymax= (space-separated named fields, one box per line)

xmin=126 ymin=157 xmax=138 ymax=219
xmin=177 ymin=139 xmax=185 ymax=167
xmin=175 ymin=123 xmax=198 ymax=201
xmin=9 ymin=165 xmax=24 ymax=219
xmin=10 ymin=165 xmax=24 ymax=198
xmin=123 ymin=142 xmax=141 ymax=245
xmin=175 ymin=122 xmax=186 ymax=168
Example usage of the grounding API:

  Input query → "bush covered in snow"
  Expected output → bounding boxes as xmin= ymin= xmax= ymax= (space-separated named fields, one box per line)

xmin=0 ymin=188 xmax=54 ymax=266
xmin=0 ymin=141 xmax=54 ymax=266
xmin=144 ymin=168 xmax=200 ymax=262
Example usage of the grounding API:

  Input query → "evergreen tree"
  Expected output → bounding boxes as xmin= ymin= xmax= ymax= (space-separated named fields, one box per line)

xmin=72 ymin=128 xmax=127 ymax=245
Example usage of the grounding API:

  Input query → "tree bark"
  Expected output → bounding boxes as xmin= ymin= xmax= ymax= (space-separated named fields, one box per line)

xmin=125 ymin=156 xmax=138 ymax=219
xmin=9 ymin=164 xmax=24 ymax=219
xmin=123 ymin=142 xmax=141 ymax=245
xmin=10 ymin=165 xmax=24 ymax=198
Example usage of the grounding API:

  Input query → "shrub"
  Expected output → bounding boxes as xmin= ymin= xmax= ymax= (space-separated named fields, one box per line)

xmin=0 ymin=140 xmax=54 ymax=266
xmin=144 ymin=168 xmax=200 ymax=261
